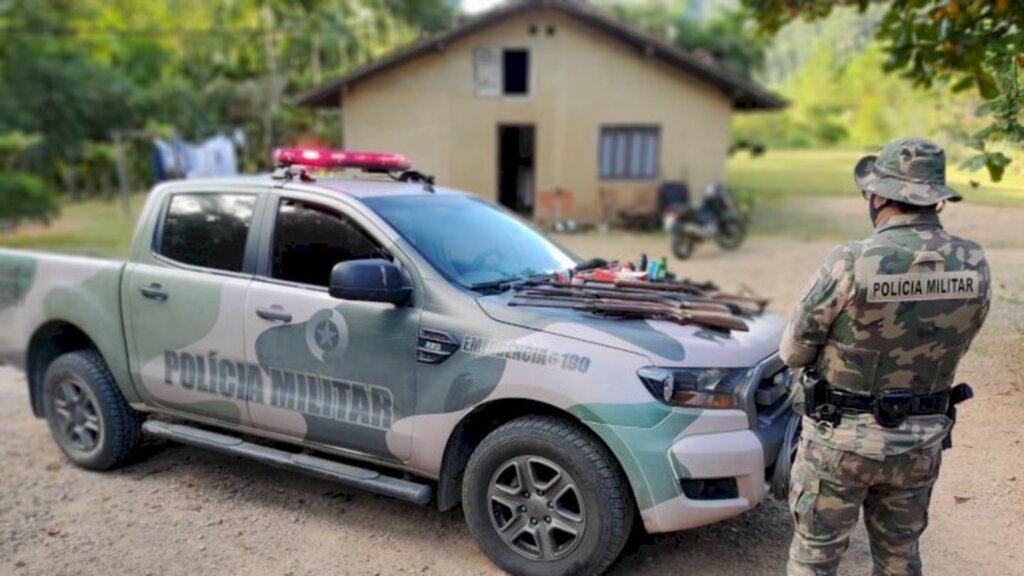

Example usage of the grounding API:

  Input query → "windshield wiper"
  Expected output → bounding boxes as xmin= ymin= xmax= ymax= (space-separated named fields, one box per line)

xmin=468 ymin=277 xmax=520 ymax=292
xmin=468 ymin=271 xmax=563 ymax=293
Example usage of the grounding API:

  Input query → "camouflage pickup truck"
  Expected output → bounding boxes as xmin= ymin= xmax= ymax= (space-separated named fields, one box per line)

xmin=0 ymin=150 xmax=796 ymax=576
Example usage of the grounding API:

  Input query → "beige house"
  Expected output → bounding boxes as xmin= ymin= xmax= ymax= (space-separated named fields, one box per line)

xmin=296 ymin=0 xmax=784 ymax=223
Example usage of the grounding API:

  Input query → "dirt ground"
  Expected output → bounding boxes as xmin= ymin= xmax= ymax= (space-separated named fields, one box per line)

xmin=1 ymin=197 xmax=1021 ymax=576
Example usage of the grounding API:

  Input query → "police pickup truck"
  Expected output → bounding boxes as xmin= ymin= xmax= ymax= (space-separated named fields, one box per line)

xmin=0 ymin=149 xmax=796 ymax=576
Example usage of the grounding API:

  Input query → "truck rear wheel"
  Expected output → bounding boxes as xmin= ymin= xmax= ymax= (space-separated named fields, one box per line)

xmin=462 ymin=415 xmax=634 ymax=576
xmin=42 ymin=351 xmax=143 ymax=470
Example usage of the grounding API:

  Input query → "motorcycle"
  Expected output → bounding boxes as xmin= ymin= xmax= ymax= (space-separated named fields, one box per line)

xmin=665 ymin=182 xmax=749 ymax=259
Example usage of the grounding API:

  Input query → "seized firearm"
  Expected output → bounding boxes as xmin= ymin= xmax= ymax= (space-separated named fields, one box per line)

xmin=520 ymin=278 xmax=752 ymax=315
xmin=508 ymin=296 xmax=750 ymax=332
xmin=611 ymin=278 xmax=770 ymax=313
xmin=514 ymin=284 xmax=734 ymax=314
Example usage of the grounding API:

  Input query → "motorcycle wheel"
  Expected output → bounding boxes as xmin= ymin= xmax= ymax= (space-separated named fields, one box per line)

xmin=670 ymin=221 xmax=695 ymax=260
xmin=715 ymin=218 xmax=747 ymax=251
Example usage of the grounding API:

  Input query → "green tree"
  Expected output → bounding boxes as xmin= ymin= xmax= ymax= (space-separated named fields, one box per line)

xmin=0 ymin=131 xmax=60 ymax=225
xmin=0 ymin=0 xmax=457 ymax=204
xmin=599 ymin=1 xmax=768 ymax=80
xmin=674 ymin=9 xmax=768 ymax=79
xmin=742 ymin=0 xmax=1024 ymax=181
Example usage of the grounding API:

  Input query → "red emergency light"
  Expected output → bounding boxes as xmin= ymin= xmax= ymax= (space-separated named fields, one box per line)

xmin=273 ymin=148 xmax=411 ymax=172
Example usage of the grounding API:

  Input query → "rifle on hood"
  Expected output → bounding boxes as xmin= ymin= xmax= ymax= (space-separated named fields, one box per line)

xmin=513 ymin=284 xmax=734 ymax=315
xmin=611 ymin=279 xmax=769 ymax=313
xmin=508 ymin=297 xmax=750 ymax=332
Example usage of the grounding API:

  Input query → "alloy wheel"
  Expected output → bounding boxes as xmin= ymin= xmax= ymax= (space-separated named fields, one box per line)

xmin=51 ymin=377 xmax=103 ymax=454
xmin=486 ymin=455 xmax=587 ymax=561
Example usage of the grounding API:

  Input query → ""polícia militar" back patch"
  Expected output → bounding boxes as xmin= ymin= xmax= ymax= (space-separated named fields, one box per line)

xmin=866 ymin=271 xmax=980 ymax=303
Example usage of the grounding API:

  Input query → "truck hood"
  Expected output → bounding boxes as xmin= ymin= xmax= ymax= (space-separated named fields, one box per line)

xmin=477 ymin=293 xmax=785 ymax=368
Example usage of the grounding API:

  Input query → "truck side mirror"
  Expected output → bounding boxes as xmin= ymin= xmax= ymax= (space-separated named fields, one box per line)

xmin=328 ymin=259 xmax=412 ymax=306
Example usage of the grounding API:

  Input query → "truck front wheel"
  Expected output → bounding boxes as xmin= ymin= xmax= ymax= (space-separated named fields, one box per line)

xmin=42 ymin=351 xmax=143 ymax=470
xmin=462 ymin=415 xmax=635 ymax=576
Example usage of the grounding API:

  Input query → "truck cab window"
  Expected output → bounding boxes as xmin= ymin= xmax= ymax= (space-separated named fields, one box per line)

xmin=158 ymin=193 xmax=255 ymax=272
xmin=271 ymin=199 xmax=384 ymax=287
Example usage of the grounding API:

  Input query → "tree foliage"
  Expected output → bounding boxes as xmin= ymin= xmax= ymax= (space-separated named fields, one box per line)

xmin=0 ymin=130 xmax=59 ymax=225
xmin=598 ymin=1 xmax=769 ymax=80
xmin=742 ymin=0 xmax=1024 ymax=181
xmin=0 ymin=172 xmax=61 ymax=227
xmin=0 ymin=0 xmax=456 ymax=219
xmin=733 ymin=41 xmax=985 ymax=153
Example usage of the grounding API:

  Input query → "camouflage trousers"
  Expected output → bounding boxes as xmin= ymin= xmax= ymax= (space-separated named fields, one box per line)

xmin=786 ymin=435 xmax=942 ymax=576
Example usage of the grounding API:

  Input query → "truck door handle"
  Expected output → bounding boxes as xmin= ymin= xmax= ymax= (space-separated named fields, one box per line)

xmin=256 ymin=305 xmax=292 ymax=323
xmin=139 ymin=283 xmax=169 ymax=301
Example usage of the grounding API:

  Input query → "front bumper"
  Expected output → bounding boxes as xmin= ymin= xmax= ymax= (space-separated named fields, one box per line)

xmin=581 ymin=406 xmax=789 ymax=535
xmin=641 ymin=426 xmax=767 ymax=533
xmin=638 ymin=356 xmax=795 ymax=533
xmin=575 ymin=357 xmax=795 ymax=534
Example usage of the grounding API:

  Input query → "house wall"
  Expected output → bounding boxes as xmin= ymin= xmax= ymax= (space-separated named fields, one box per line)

xmin=342 ymin=8 xmax=734 ymax=222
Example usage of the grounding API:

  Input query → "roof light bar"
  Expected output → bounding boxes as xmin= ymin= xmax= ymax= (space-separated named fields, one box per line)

xmin=273 ymin=148 xmax=411 ymax=172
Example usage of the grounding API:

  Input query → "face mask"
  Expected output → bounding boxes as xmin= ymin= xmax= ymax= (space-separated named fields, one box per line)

xmin=868 ymin=194 xmax=888 ymax=226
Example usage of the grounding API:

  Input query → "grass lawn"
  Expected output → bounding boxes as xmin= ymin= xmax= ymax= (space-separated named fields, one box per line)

xmin=0 ymin=193 xmax=146 ymax=258
xmin=727 ymin=149 xmax=1024 ymax=206
xmin=3 ymin=149 xmax=1022 ymax=258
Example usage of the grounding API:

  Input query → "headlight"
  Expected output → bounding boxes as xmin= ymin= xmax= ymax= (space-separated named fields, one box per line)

xmin=637 ymin=367 xmax=751 ymax=409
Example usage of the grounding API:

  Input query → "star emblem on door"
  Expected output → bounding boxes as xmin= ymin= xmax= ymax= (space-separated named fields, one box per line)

xmin=314 ymin=320 xmax=340 ymax=351
xmin=304 ymin=309 xmax=349 ymax=362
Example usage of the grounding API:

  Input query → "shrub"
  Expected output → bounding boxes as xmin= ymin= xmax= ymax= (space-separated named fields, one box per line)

xmin=0 ymin=171 xmax=61 ymax=228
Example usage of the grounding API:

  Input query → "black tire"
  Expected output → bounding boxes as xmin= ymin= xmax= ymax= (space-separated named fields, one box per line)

xmin=670 ymin=221 xmax=695 ymax=260
xmin=462 ymin=415 xmax=635 ymax=576
xmin=715 ymin=217 xmax=748 ymax=250
xmin=769 ymin=413 xmax=802 ymax=501
xmin=42 ymin=350 xmax=143 ymax=470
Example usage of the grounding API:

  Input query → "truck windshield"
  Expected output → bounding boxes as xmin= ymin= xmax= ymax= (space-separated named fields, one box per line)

xmin=362 ymin=195 xmax=578 ymax=290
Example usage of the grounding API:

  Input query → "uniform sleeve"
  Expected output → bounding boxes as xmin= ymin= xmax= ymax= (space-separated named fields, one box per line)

xmin=779 ymin=244 xmax=855 ymax=368
xmin=964 ymin=246 xmax=993 ymax=353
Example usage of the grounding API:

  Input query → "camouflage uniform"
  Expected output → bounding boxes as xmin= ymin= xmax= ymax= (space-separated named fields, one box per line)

xmin=779 ymin=138 xmax=991 ymax=576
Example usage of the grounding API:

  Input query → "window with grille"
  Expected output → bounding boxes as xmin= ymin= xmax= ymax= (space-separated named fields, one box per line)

xmin=598 ymin=126 xmax=660 ymax=179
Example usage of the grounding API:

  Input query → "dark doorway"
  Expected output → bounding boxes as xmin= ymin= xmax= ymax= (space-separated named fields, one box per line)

xmin=497 ymin=124 xmax=535 ymax=217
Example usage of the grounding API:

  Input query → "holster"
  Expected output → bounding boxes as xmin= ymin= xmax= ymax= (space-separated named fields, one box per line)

xmin=872 ymin=389 xmax=915 ymax=428
xmin=801 ymin=369 xmax=841 ymax=426
xmin=942 ymin=383 xmax=974 ymax=450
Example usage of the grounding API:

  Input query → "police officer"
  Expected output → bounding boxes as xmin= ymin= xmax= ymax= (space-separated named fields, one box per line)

xmin=779 ymin=137 xmax=991 ymax=576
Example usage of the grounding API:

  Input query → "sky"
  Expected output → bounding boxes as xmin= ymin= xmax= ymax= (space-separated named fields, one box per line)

xmin=462 ymin=0 xmax=505 ymax=14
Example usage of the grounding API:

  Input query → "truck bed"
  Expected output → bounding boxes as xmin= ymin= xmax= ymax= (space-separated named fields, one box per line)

xmin=0 ymin=250 xmax=134 ymax=414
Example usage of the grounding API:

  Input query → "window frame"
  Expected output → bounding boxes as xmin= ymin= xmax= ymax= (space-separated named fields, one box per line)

xmin=150 ymin=190 xmax=263 ymax=278
xmin=597 ymin=125 xmax=661 ymax=181
xmin=253 ymin=193 xmax=392 ymax=293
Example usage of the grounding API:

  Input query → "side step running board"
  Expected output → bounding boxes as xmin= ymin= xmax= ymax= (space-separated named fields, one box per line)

xmin=142 ymin=420 xmax=433 ymax=505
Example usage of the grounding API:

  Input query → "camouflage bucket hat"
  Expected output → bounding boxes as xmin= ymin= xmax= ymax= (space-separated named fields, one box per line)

xmin=853 ymin=137 xmax=962 ymax=206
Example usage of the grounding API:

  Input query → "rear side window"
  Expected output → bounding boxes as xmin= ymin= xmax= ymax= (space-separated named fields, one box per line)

xmin=271 ymin=199 xmax=384 ymax=287
xmin=158 ymin=193 xmax=255 ymax=272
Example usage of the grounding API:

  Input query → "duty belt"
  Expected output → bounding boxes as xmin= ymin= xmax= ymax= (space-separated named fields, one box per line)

xmin=829 ymin=388 xmax=950 ymax=417
xmin=800 ymin=369 xmax=971 ymax=429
